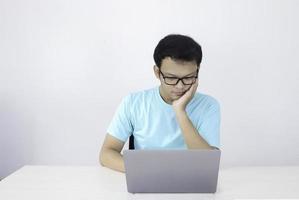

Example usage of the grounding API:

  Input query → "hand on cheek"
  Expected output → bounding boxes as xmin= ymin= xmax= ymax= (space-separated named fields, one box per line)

xmin=172 ymin=79 xmax=199 ymax=112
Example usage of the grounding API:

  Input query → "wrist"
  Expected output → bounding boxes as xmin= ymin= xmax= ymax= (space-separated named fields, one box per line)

xmin=174 ymin=108 xmax=187 ymax=116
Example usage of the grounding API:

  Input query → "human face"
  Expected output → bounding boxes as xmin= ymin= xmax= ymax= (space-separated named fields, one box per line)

xmin=154 ymin=57 xmax=199 ymax=104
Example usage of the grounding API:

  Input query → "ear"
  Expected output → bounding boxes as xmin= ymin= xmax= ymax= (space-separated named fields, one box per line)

xmin=153 ymin=65 xmax=160 ymax=79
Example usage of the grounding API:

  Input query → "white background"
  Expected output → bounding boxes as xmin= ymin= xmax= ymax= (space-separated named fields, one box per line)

xmin=1 ymin=0 xmax=299 ymax=178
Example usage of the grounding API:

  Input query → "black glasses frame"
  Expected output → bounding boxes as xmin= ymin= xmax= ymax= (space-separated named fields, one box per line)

xmin=159 ymin=68 xmax=199 ymax=85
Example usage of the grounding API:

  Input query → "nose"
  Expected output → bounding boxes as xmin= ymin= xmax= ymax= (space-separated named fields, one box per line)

xmin=175 ymin=79 xmax=185 ymax=89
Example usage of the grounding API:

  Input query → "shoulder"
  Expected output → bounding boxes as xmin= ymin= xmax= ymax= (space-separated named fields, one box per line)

xmin=125 ymin=87 xmax=157 ymax=104
xmin=191 ymin=92 xmax=220 ymax=111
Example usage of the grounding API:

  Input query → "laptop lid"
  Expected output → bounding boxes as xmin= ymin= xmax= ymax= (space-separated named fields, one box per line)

xmin=123 ymin=149 xmax=221 ymax=193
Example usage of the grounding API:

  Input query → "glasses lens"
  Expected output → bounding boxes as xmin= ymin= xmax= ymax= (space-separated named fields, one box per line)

xmin=182 ymin=77 xmax=196 ymax=85
xmin=164 ymin=77 xmax=179 ymax=85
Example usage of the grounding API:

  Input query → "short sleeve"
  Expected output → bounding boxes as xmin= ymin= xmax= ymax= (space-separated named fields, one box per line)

xmin=107 ymin=94 xmax=133 ymax=142
xmin=197 ymin=101 xmax=221 ymax=149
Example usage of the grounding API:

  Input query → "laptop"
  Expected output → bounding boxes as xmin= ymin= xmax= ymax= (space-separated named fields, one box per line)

xmin=123 ymin=149 xmax=221 ymax=193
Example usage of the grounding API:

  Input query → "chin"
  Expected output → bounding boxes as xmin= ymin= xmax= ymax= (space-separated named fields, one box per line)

xmin=171 ymin=95 xmax=181 ymax=100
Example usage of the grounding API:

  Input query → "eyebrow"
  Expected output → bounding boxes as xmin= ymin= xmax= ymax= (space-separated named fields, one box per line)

xmin=164 ymin=71 xmax=197 ymax=77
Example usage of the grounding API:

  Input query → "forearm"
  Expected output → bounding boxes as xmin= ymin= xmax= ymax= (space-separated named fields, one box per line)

xmin=100 ymin=148 xmax=125 ymax=173
xmin=175 ymin=110 xmax=213 ymax=150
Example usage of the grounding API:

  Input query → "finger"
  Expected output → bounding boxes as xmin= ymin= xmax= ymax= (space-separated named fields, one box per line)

xmin=186 ymin=81 xmax=197 ymax=96
xmin=195 ymin=78 xmax=199 ymax=86
xmin=195 ymin=79 xmax=199 ymax=88
xmin=192 ymin=80 xmax=198 ymax=90
xmin=195 ymin=79 xmax=199 ymax=89
xmin=192 ymin=84 xmax=197 ymax=96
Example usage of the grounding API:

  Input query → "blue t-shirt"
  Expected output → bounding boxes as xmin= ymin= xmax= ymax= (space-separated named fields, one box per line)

xmin=107 ymin=86 xmax=221 ymax=149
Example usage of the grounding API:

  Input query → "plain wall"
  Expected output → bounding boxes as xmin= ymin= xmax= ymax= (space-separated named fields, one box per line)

xmin=1 ymin=0 xmax=299 ymax=178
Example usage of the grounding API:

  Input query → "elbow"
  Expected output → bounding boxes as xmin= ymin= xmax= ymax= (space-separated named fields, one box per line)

xmin=99 ymin=149 xmax=106 ymax=167
xmin=211 ymin=146 xmax=219 ymax=150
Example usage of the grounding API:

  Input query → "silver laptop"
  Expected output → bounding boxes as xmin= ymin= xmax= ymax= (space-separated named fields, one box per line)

xmin=123 ymin=149 xmax=221 ymax=193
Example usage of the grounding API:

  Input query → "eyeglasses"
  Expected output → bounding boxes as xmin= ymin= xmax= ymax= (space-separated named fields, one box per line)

xmin=159 ymin=68 xmax=199 ymax=85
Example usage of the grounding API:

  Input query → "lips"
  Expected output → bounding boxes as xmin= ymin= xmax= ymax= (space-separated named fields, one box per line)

xmin=173 ymin=91 xmax=185 ymax=96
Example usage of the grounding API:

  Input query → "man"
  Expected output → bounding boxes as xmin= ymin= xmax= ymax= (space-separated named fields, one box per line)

xmin=99 ymin=34 xmax=220 ymax=173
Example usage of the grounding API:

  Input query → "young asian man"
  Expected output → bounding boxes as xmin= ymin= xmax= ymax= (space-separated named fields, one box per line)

xmin=99 ymin=34 xmax=220 ymax=173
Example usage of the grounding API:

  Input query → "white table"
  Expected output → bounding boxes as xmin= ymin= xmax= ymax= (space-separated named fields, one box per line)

xmin=0 ymin=165 xmax=298 ymax=200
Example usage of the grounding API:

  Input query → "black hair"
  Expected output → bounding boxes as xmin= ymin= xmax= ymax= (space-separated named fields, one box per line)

xmin=153 ymin=34 xmax=202 ymax=68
